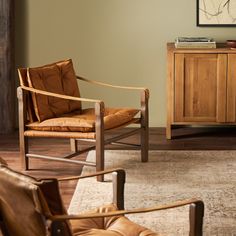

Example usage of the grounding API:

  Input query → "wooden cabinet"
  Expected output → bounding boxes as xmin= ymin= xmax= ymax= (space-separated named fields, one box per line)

xmin=166 ymin=43 xmax=236 ymax=139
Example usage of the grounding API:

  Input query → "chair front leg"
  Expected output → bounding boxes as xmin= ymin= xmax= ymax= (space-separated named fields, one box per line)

xmin=17 ymin=87 xmax=29 ymax=170
xmin=141 ymin=89 xmax=149 ymax=162
xmin=112 ymin=169 xmax=126 ymax=210
xmin=19 ymin=135 xmax=29 ymax=170
xmin=189 ymin=200 xmax=204 ymax=236
xmin=95 ymin=102 xmax=105 ymax=182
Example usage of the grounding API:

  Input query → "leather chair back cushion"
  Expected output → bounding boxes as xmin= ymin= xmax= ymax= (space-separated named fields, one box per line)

xmin=0 ymin=166 xmax=47 ymax=236
xmin=27 ymin=59 xmax=81 ymax=122
xmin=0 ymin=164 xmax=72 ymax=236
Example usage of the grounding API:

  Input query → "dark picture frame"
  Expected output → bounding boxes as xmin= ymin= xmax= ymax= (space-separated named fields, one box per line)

xmin=197 ymin=0 xmax=236 ymax=27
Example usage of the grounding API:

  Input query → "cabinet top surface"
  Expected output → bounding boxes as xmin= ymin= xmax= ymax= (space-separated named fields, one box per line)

xmin=167 ymin=42 xmax=236 ymax=54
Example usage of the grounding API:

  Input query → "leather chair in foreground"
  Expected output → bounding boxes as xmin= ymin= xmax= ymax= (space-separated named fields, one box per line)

xmin=17 ymin=59 xmax=149 ymax=181
xmin=0 ymin=159 xmax=204 ymax=236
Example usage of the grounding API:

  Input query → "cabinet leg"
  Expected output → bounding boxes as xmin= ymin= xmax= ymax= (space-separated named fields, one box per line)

xmin=166 ymin=125 xmax=172 ymax=139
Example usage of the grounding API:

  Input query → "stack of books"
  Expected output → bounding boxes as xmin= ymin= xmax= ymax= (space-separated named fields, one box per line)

xmin=175 ymin=37 xmax=216 ymax=49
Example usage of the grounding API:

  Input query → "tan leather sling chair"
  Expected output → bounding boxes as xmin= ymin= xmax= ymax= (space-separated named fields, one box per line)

xmin=0 ymin=158 xmax=204 ymax=236
xmin=17 ymin=59 xmax=149 ymax=181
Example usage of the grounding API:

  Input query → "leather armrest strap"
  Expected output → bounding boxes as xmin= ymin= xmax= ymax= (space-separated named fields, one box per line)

xmin=20 ymin=85 xmax=102 ymax=104
xmin=57 ymin=168 xmax=125 ymax=181
xmin=49 ymin=198 xmax=204 ymax=220
xmin=77 ymin=76 xmax=148 ymax=91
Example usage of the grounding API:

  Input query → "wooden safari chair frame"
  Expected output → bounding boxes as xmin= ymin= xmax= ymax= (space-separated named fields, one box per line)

xmin=17 ymin=61 xmax=149 ymax=181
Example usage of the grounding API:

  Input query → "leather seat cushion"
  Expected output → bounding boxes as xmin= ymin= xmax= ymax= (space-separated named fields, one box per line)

xmin=71 ymin=204 xmax=160 ymax=236
xmin=27 ymin=59 xmax=81 ymax=122
xmin=26 ymin=108 xmax=139 ymax=132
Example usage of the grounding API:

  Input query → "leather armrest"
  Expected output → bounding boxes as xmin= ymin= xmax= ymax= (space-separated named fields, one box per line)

xmin=76 ymin=76 xmax=148 ymax=91
xmin=18 ymin=86 xmax=102 ymax=104
xmin=49 ymin=198 xmax=203 ymax=220
xmin=48 ymin=198 xmax=203 ymax=236
xmin=58 ymin=168 xmax=125 ymax=181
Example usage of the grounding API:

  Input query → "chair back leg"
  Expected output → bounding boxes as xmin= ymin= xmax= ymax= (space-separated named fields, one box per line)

xmin=140 ymin=89 xmax=149 ymax=162
xmin=70 ymin=139 xmax=78 ymax=152
xmin=95 ymin=102 xmax=105 ymax=182
xmin=141 ymin=126 xmax=149 ymax=162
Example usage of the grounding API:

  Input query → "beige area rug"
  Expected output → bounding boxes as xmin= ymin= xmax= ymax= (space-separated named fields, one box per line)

xmin=68 ymin=150 xmax=236 ymax=236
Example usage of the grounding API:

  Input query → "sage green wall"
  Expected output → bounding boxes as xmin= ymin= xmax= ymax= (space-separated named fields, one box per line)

xmin=15 ymin=0 xmax=236 ymax=127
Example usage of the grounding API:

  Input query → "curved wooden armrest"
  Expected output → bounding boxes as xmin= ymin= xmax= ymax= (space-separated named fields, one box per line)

xmin=19 ymin=85 xmax=102 ymax=104
xmin=49 ymin=198 xmax=204 ymax=221
xmin=77 ymin=76 xmax=148 ymax=92
xmin=58 ymin=168 xmax=125 ymax=181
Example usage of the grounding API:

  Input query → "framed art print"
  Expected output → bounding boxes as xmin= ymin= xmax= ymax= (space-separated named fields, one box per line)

xmin=197 ymin=0 xmax=236 ymax=26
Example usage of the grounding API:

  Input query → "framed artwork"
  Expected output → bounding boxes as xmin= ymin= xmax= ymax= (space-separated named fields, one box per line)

xmin=197 ymin=0 xmax=236 ymax=26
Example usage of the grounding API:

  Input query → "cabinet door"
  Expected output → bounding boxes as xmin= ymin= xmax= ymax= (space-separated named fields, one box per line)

xmin=227 ymin=54 xmax=236 ymax=122
xmin=174 ymin=53 xmax=227 ymax=123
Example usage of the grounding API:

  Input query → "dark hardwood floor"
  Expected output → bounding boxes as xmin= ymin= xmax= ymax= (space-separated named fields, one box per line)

xmin=1 ymin=126 xmax=236 ymax=208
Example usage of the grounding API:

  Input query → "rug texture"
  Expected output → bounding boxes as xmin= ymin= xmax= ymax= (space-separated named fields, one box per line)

xmin=68 ymin=150 xmax=236 ymax=236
